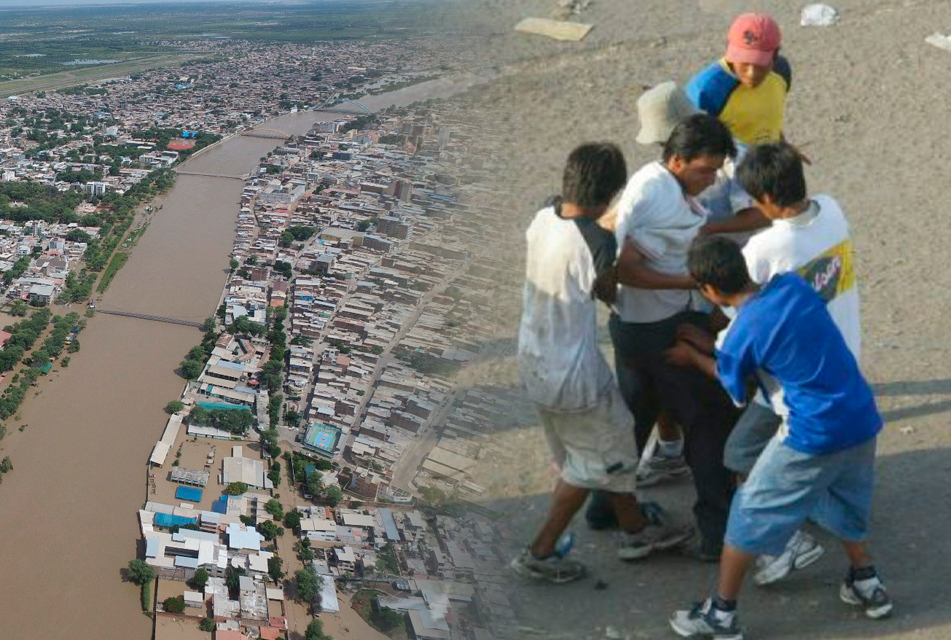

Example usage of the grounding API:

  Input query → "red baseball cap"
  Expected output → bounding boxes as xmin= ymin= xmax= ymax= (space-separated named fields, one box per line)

xmin=725 ymin=13 xmax=781 ymax=67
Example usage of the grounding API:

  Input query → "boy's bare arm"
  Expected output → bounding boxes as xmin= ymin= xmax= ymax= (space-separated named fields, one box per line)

xmin=700 ymin=207 xmax=770 ymax=236
xmin=675 ymin=323 xmax=716 ymax=354
xmin=665 ymin=340 xmax=717 ymax=378
xmin=616 ymin=239 xmax=696 ymax=290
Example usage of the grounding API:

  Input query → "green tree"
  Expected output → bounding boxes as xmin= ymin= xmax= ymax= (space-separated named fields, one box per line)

xmin=127 ymin=559 xmax=154 ymax=586
xmin=305 ymin=618 xmax=332 ymax=640
xmin=225 ymin=566 xmax=245 ymax=595
xmin=166 ymin=400 xmax=185 ymax=414
xmin=305 ymin=471 xmax=323 ymax=497
xmin=279 ymin=230 xmax=294 ymax=248
xmin=268 ymin=555 xmax=284 ymax=583
xmin=283 ymin=509 xmax=302 ymax=530
xmin=179 ymin=359 xmax=203 ymax=379
xmin=199 ymin=618 xmax=215 ymax=632
xmin=296 ymin=568 xmax=318 ymax=604
xmin=229 ymin=258 xmax=239 ymax=271
xmin=265 ymin=499 xmax=284 ymax=519
xmin=187 ymin=345 xmax=207 ymax=362
xmin=224 ymin=482 xmax=248 ymax=495
xmin=8 ymin=300 xmax=28 ymax=317
xmin=0 ymin=456 xmax=12 ymax=474
xmin=376 ymin=607 xmax=404 ymax=631
xmin=258 ymin=520 xmax=283 ymax=541
xmin=163 ymin=596 xmax=185 ymax=614
xmin=322 ymin=484 xmax=343 ymax=507
xmin=193 ymin=567 xmax=209 ymax=589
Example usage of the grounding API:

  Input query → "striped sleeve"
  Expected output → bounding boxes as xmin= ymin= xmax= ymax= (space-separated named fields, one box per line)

xmin=685 ymin=62 xmax=739 ymax=117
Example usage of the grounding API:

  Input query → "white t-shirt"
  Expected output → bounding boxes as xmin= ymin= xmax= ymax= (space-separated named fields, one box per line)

xmin=742 ymin=194 xmax=861 ymax=359
xmin=614 ymin=161 xmax=706 ymax=323
xmin=720 ymin=194 xmax=861 ymax=412
xmin=518 ymin=204 xmax=616 ymax=412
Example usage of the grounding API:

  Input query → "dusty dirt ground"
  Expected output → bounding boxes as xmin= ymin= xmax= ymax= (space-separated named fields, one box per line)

xmin=456 ymin=0 xmax=951 ymax=639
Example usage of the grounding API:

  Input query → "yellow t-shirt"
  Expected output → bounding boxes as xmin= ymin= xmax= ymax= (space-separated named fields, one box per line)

xmin=716 ymin=58 xmax=788 ymax=145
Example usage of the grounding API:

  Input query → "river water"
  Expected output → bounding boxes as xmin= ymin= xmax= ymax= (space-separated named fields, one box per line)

xmin=0 ymin=74 xmax=484 ymax=638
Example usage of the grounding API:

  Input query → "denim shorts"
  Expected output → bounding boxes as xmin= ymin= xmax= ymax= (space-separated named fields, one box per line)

xmin=725 ymin=435 xmax=877 ymax=556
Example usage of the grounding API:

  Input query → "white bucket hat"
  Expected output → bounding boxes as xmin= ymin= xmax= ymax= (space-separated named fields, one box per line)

xmin=636 ymin=81 xmax=701 ymax=145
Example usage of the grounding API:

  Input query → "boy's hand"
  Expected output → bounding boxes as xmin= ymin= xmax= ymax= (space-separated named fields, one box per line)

xmin=597 ymin=204 xmax=618 ymax=232
xmin=665 ymin=341 xmax=698 ymax=368
xmin=675 ymin=323 xmax=715 ymax=354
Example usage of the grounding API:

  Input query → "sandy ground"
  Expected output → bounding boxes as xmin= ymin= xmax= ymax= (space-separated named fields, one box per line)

xmin=454 ymin=0 xmax=951 ymax=639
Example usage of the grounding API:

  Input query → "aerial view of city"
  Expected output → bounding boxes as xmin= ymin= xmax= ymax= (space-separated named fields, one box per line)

xmin=3 ymin=1 xmax=951 ymax=640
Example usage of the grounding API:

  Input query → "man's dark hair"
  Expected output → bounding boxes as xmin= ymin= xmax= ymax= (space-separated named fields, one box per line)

xmin=662 ymin=113 xmax=736 ymax=163
xmin=687 ymin=235 xmax=750 ymax=295
xmin=562 ymin=143 xmax=627 ymax=208
xmin=736 ymin=143 xmax=807 ymax=207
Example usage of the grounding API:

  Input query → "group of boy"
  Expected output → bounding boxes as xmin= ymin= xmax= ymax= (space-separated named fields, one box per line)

xmin=513 ymin=12 xmax=891 ymax=640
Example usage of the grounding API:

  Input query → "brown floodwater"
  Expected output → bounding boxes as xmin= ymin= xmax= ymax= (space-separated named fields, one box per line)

xmin=0 ymin=76 xmax=481 ymax=638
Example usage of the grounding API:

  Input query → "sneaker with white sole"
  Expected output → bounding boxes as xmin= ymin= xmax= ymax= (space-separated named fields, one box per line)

xmin=508 ymin=549 xmax=586 ymax=584
xmin=618 ymin=522 xmax=694 ymax=561
xmin=840 ymin=572 xmax=893 ymax=619
xmin=636 ymin=451 xmax=691 ymax=487
xmin=753 ymin=529 xmax=825 ymax=586
xmin=670 ymin=598 xmax=744 ymax=640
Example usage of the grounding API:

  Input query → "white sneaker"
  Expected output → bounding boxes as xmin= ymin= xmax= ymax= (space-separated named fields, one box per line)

xmin=636 ymin=451 xmax=690 ymax=487
xmin=753 ymin=530 xmax=825 ymax=586
xmin=670 ymin=598 xmax=744 ymax=640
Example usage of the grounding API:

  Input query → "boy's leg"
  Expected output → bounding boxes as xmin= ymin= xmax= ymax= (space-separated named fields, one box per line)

xmin=637 ymin=410 xmax=691 ymax=488
xmin=530 ymin=480 xmax=590 ymax=558
xmin=809 ymin=438 xmax=893 ymax=619
xmin=587 ymin=316 xmax=662 ymax=530
xmin=670 ymin=437 xmax=830 ymax=639
xmin=652 ymin=342 xmax=738 ymax=555
xmin=726 ymin=403 xmax=826 ymax=586
xmin=717 ymin=545 xmax=757 ymax=600
xmin=511 ymin=409 xmax=588 ymax=584
xmin=842 ymin=540 xmax=872 ymax=568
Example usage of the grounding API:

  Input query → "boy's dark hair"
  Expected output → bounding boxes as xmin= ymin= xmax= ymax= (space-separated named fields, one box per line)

xmin=662 ymin=113 xmax=736 ymax=163
xmin=687 ymin=236 xmax=750 ymax=295
xmin=562 ymin=143 xmax=627 ymax=208
xmin=736 ymin=143 xmax=807 ymax=207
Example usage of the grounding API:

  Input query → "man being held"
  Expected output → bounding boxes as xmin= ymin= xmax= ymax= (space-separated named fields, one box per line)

xmin=627 ymin=82 xmax=770 ymax=490
xmin=667 ymin=236 xmax=891 ymax=640
xmin=585 ymin=114 xmax=739 ymax=562
xmin=511 ymin=143 xmax=691 ymax=585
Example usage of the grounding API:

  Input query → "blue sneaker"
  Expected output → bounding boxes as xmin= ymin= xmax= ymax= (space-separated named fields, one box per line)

xmin=670 ymin=599 xmax=744 ymax=640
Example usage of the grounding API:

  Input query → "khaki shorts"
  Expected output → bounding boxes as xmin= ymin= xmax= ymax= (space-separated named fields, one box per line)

xmin=538 ymin=387 xmax=638 ymax=493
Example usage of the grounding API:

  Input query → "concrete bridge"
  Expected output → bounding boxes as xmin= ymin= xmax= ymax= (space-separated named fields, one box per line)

xmin=97 ymin=308 xmax=205 ymax=329
xmin=240 ymin=128 xmax=292 ymax=140
xmin=175 ymin=170 xmax=249 ymax=181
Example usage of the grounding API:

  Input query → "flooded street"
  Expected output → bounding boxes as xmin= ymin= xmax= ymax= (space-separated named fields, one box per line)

xmin=0 ymin=78 xmax=475 ymax=637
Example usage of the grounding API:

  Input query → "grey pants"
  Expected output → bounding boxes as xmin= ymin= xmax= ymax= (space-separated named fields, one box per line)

xmin=724 ymin=402 xmax=782 ymax=476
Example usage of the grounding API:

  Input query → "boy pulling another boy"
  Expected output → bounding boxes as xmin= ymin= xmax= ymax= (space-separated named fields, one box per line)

xmin=511 ymin=144 xmax=691 ymax=584
xmin=666 ymin=236 xmax=891 ymax=639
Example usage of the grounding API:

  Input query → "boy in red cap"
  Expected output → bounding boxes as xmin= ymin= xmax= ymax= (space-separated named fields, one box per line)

xmin=686 ymin=13 xmax=790 ymax=147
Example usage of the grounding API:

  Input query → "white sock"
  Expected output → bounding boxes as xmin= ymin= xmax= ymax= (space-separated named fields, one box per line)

xmin=658 ymin=437 xmax=684 ymax=458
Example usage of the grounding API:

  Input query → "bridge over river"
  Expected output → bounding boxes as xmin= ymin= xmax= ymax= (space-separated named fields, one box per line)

xmin=96 ymin=308 xmax=204 ymax=329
